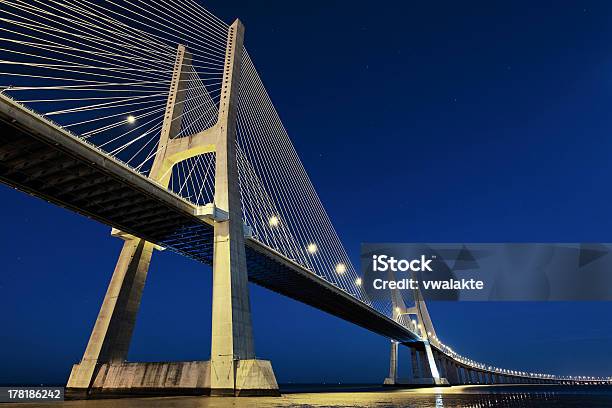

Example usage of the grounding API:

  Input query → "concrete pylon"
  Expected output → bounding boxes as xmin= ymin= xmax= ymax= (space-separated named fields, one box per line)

xmin=208 ymin=19 xmax=278 ymax=397
xmin=412 ymin=285 xmax=448 ymax=385
xmin=65 ymin=43 xmax=191 ymax=397
xmin=383 ymin=305 xmax=402 ymax=385
xmin=383 ymin=285 xmax=448 ymax=387
xmin=65 ymin=239 xmax=155 ymax=395
xmin=67 ymin=20 xmax=278 ymax=398
xmin=411 ymin=348 xmax=420 ymax=379
xmin=383 ymin=340 xmax=399 ymax=385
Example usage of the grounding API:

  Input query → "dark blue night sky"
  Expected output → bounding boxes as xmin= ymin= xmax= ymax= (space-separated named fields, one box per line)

xmin=2 ymin=0 xmax=612 ymax=384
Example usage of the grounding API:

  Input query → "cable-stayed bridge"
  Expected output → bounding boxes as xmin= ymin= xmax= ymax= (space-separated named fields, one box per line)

xmin=0 ymin=0 xmax=608 ymax=397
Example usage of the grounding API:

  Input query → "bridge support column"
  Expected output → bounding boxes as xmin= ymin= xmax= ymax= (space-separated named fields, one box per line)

xmin=424 ymin=346 xmax=437 ymax=377
xmin=208 ymin=19 xmax=278 ymax=397
xmin=450 ymin=362 xmax=461 ymax=385
xmin=66 ymin=33 xmax=194 ymax=400
xmin=411 ymin=348 xmax=420 ymax=379
xmin=444 ymin=358 xmax=460 ymax=385
xmin=402 ymin=343 xmax=448 ymax=386
xmin=383 ymin=340 xmax=398 ymax=385
xmin=66 ymin=19 xmax=278 ymax=399
xmin=418 ymin=349 xmax=431 ymax=377
xmin=448 ymin=361 xmax=458 ymax=385
xmin=66 ymin=238 xmax=154 ymax=396
xmin=434 ymin=351 xmax=446 ymax=379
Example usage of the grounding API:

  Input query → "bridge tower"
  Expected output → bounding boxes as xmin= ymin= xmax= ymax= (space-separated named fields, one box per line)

xmin=410 ymin=291 xmax=447 ymax=385
xmin=384 ymin=286 xmax=448 ymax=386
xmin=66 ymin=20 xmax=279 ymax=398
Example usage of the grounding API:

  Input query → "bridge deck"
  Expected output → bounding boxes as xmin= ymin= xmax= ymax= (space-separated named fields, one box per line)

xmin=0 ymin=94 xmax=418 ymax=344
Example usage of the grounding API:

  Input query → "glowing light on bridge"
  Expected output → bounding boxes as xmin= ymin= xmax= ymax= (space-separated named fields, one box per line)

xmin=335 ymin=263 xmax=346 ymax=274
xmin=126 ymin=115 xmax=136 ymax=124
xmin=307 ymin=243 xmax=318 ymax=254
xmin=268 ymin=215 xmax=280 ymax=227
xmin=355 ymin=277 xmax=362 ymax=286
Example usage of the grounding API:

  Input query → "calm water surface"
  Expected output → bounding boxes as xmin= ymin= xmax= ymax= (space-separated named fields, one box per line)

xmin=5 ymin=385 xmax=612 ymax=408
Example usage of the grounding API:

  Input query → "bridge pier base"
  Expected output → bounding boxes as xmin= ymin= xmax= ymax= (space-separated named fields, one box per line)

xmin=68 ymin=360 xmax=278 ymax=398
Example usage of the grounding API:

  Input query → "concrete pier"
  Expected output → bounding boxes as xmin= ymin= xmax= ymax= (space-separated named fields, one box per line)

xmin=385 ymin=337 xmax=452 ymax=387
xmin=383 ymin=340 xmax=399 ymax=385
xmin=72 ymin=360 xmax=278 ymax=398
xmin=66 ymin=239 xmax=154 ymax=396
xmin=66 ymin=19 xmax=279 ymax=398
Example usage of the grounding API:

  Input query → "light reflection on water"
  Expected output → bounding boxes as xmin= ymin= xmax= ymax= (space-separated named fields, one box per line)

xmin=5 ymin=385 xmax=612 ymax=408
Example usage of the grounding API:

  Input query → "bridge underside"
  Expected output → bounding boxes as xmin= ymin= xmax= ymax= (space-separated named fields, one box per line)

xmin=0 ymin=97 xmax=418 ymax=344
xmin=0 ymin=110 xmax=213 ymax=251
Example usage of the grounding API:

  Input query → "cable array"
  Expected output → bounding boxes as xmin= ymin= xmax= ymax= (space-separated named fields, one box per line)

xmin=235 ymin=51 xmax=378 ymax=309
xmin=0 ymin=0 xmax=226 ymax=178
xmin=0 ymin=0 xmax=399 ymax=325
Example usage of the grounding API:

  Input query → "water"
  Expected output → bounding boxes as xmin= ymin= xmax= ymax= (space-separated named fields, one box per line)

xmin=4 ymin=385 xmax=612 ymax=407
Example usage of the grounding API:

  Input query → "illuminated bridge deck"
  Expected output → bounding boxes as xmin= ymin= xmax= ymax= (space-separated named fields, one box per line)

xmin=0 ymin=94 xmax=418 ymax=344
